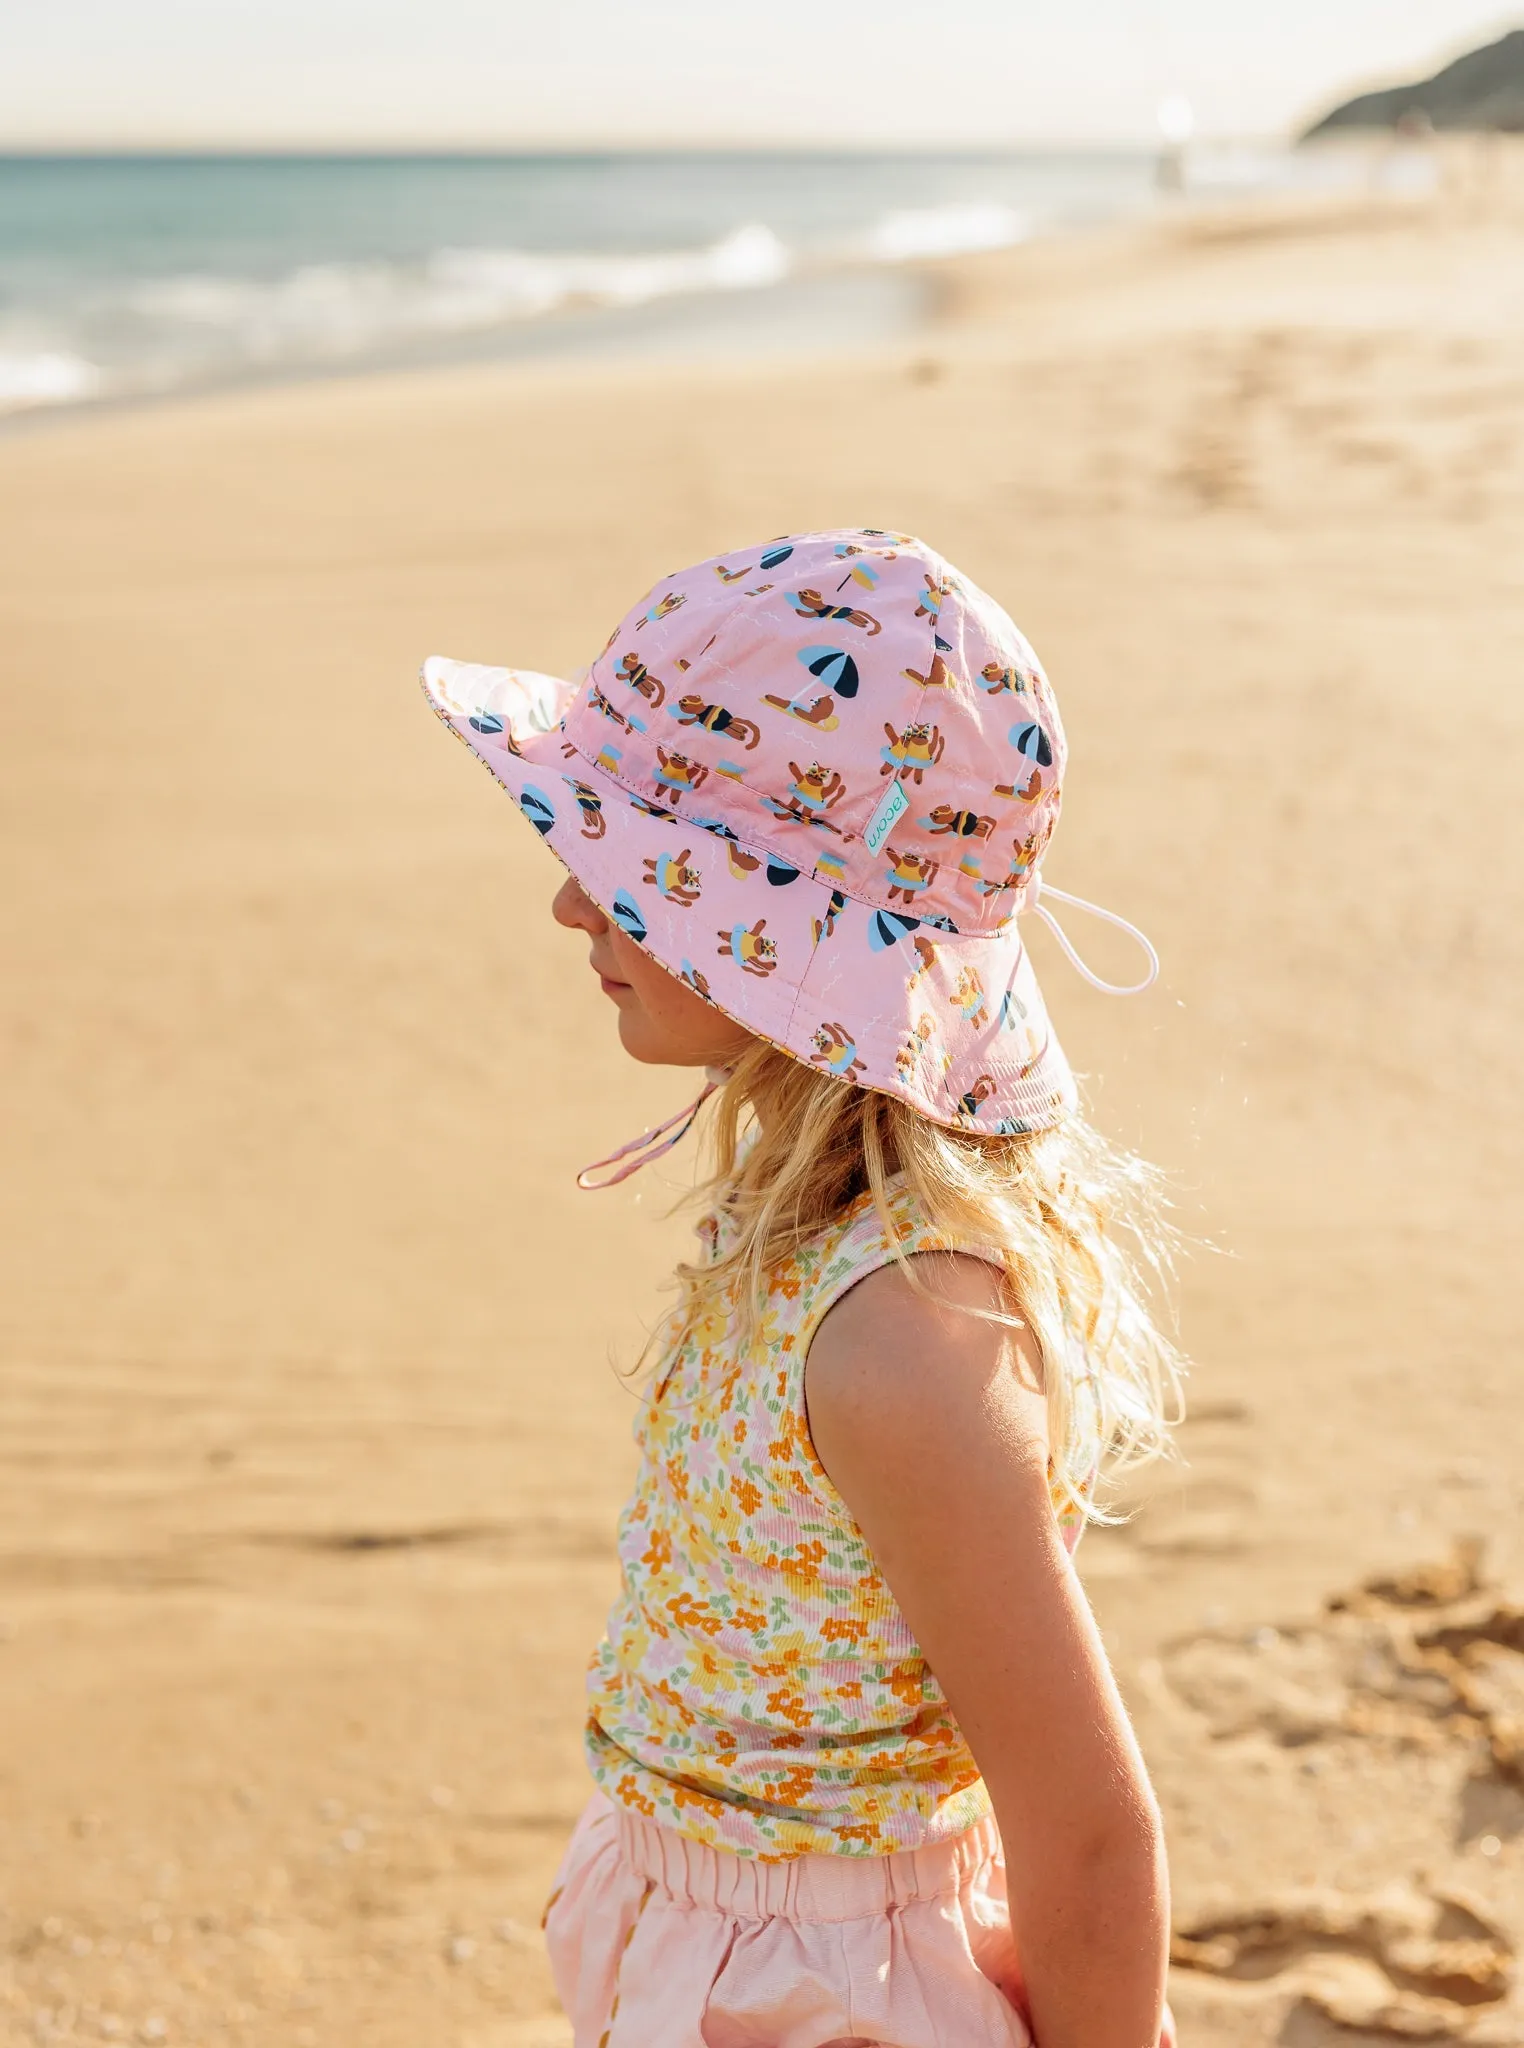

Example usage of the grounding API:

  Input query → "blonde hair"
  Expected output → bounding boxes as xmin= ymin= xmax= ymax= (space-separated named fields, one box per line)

xmin=669 ymin=1041 xmax=1185 ymax=1522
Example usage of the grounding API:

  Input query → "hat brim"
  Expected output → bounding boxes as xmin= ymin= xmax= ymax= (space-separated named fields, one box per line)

xmin=422 ymin=657 xmax=1076 ymax=1135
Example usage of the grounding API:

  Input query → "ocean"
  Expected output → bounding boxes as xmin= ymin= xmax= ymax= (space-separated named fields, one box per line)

xmin=0 ymin=147 xmax=1392 ymax=417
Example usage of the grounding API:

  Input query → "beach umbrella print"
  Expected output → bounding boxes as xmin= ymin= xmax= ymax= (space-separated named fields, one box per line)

xmin=798 ymin=646 xmax=859 ymax=699
xmin=610 ymin=892 xmax=648 ymax=943
xmin=868 ymin=909 xmax=922 ymax=950
xmin=518 ymin=786 xmax=556 ymax=835
xmin=1009 ymin=721 xmax=1053 ymax=768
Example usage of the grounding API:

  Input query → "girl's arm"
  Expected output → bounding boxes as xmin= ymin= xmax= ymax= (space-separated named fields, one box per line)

xmin=806 ymin=1251 xmax=1171 ymax=2048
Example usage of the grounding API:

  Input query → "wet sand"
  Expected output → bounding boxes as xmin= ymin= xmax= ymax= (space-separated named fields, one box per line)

xmin=2 ymin=151 xmax=1522 ymax=2045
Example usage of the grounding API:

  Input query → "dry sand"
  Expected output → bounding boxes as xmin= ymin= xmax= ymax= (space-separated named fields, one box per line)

xmin=2 ymin=150 xmax=1523 ymax=2045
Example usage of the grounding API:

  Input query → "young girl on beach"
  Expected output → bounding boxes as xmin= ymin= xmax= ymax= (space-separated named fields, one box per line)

xmin=422 ymin=530 xmax=1181 ymax=2048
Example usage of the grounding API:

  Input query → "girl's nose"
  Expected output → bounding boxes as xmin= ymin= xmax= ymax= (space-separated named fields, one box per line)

xmin=552 ymin=872 xmax=606 ymax=934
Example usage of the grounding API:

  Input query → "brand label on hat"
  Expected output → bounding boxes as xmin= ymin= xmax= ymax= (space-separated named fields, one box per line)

xmin=863 ymin=778 xmax=909 ymax=856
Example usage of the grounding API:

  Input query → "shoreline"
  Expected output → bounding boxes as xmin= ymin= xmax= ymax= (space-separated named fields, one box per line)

xmin=0 ymin=259 xmax=941 ymax=443
xmin=0 ymin=139 xmax=1450 ymax=442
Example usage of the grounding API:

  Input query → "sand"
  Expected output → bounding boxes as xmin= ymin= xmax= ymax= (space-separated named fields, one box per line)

xmin=2 ymin=148 xmax=1522 ymax=2046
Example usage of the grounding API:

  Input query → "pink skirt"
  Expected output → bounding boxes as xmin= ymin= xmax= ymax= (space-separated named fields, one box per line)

xmin=542 ymin=1792 xmax=1034 ymax=2048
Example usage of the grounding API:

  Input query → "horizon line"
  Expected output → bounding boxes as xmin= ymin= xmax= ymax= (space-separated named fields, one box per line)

xmin=0 ymin=132 xmax=1312 ymax=160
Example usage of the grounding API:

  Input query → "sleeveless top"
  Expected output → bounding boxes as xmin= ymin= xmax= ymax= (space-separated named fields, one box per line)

xmin=584 ymin=1182 xmax=1098 ymax=1861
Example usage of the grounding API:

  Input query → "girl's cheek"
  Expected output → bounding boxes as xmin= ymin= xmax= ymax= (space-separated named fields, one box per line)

xmin=605 ymin=928 xmax=644 ymax=980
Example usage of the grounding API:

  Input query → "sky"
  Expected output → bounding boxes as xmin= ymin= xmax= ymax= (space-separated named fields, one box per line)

xmin=1 ymin=0 xmax=1518 ymax=150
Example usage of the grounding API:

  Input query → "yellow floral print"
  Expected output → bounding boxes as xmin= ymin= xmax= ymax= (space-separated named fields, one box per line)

xmin=584 ymin=1183 xmax=1097 ymax=1860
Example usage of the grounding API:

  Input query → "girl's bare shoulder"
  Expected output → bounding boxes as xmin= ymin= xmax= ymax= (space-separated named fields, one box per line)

xmin=805 ymin=1251 xmax=1050 ymax=1486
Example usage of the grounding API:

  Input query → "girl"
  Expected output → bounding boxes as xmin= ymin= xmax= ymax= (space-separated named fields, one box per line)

xmin=422 ymin=530 xmax=1181 ymax=2048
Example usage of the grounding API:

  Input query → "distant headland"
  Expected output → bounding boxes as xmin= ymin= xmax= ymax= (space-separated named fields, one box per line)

xmin=1302 ymin=27 xmax=1524 ymax=138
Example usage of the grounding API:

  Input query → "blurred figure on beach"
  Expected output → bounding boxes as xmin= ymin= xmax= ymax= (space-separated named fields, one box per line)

xmin=1154 ymin=94 xmax=1196 ymax=194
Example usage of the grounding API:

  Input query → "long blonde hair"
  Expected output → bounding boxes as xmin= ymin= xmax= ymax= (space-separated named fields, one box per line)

xmin=667 ymin=1041 xmax=1185 ymax=1522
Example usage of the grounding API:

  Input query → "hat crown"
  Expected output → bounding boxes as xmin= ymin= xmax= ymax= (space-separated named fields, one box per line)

xmin=560 ymin=530 xmax=1065 ymax=936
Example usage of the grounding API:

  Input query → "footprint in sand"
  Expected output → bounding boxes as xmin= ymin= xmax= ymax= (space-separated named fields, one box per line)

xmin=1162 ymin=1540 xmax=1524 ymax=1795
xmin=1163 ymin=1543 xmax=1523 ymax=2042
xmin=1172 ymin=1882 xmax=1515 ymax=2042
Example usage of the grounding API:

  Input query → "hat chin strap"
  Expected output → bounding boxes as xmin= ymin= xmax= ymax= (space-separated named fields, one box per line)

xmin=576 ymin=1068 xmax=728 ymax=1191
xmin=575 ymin=887 xmax=1158 ymax=1189
xmin=1024 ymin=876 xmax=1159 ymax=996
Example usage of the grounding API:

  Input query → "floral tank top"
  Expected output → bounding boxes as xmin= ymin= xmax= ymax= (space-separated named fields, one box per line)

xmin=584 ymin=1182 xmax=1098 ymax=1860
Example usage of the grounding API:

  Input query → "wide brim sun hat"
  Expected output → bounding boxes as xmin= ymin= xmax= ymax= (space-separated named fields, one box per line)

xmin=422 ymin=529 xmax=1154 ymax=1177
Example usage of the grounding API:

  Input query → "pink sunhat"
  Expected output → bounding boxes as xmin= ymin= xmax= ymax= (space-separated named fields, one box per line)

xmin=421 ymin=529 xmax=1155 ymax=1177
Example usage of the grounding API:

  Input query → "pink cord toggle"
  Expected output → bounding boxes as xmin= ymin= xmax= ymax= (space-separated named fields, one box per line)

xmin=576 ymin=1079 xmax=720 ymax=1191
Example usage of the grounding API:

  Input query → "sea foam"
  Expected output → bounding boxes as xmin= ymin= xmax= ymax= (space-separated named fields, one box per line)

xmin=0 ymin=351 xmax=103 ymax=414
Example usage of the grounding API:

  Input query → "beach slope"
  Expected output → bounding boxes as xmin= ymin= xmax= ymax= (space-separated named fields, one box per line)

xmin=1 ymin=155 xmax=1522 ymax=2045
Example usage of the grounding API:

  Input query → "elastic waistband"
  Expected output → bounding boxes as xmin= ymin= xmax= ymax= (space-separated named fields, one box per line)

xmin=609 ymin=1797 xmax=1002 ymax=1922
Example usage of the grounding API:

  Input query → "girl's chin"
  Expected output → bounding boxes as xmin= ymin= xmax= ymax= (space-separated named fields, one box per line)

xmin=615 ymin=1011 xmax=724 ymax=1070
xmin=615 ymin=1010 xmax=675 ymax=1064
